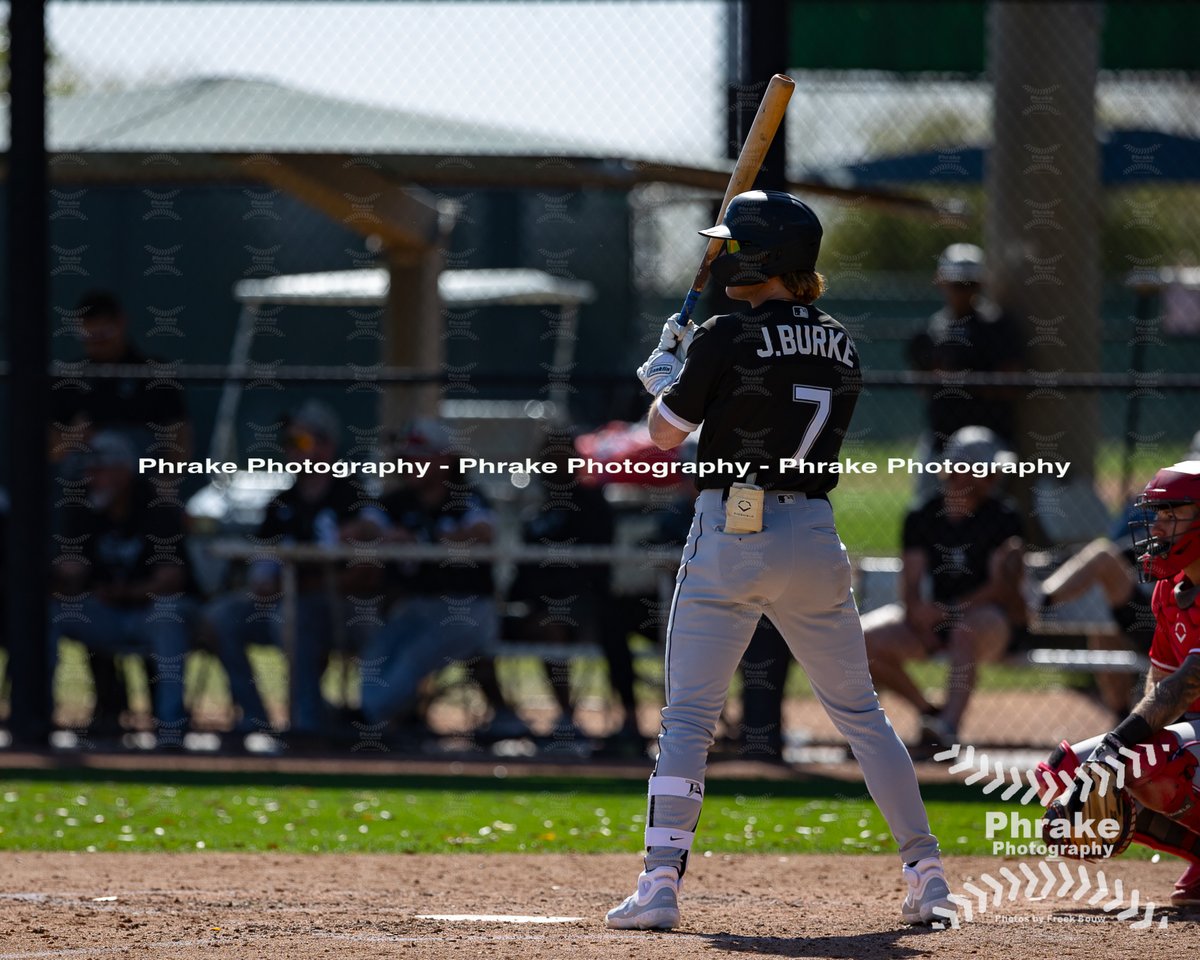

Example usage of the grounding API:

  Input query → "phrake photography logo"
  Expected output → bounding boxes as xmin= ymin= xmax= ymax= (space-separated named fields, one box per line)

xmin=985 ymin=810 xmax=1123 ymax=860
xmin=932 ymin=744 xmax=1171 ymax=929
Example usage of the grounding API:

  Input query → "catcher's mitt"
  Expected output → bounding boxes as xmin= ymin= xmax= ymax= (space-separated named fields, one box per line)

xmin=1041 ymin=759 xmax=1135 ymax=860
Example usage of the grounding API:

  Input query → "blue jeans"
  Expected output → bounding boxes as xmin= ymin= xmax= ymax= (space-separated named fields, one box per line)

xmin=204 ymin=591 xmax=374 ymax=734
xmin=359 ymin=595 xmax=498 ymax=726
xmin=49 ymin=595 xmax=196 ymax=731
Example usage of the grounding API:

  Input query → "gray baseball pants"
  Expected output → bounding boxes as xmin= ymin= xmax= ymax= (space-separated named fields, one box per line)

xmin=644 ymin=488 xmax=941 ymax=874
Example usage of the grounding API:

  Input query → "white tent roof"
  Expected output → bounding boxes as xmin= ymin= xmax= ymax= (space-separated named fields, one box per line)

xmin=233 ymin=268 xmax=595 ymax=308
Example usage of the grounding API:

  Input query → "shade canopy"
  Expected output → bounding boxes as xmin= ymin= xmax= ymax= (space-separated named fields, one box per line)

xmin=814 ymin=129 xmax=1200 ymax=188
xmin=233 ymin=268 xmax=595 ymax=308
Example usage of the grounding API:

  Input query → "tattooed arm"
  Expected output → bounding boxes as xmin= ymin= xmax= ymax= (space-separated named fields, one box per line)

xmin=1130 ymin=654 xmax=1200 ymax=732
xmin=1144 ymin=665 xmax=1171 ymax=700
xmin=1086 ymin=656 xmax=1200 ymax=764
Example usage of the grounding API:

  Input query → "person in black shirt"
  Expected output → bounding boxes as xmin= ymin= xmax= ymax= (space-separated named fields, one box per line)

xmin=50 ymin=432 xmax=198 ymax=745
xmin=864 ymin=426 xmax=1025 ymax=749
xmin=505 ymin=429 xmax=636 ymax=748
xmin=608 ymin=190 xmax=952 ymax=931
xmin=50 ymin=290 xmax=193 ymax=732
xmin=202 ymin=401 xmax=382 ymax=740
xmin=357 ymin=419 xmax=499 ymax=729
xmin=50 ymin=290 xmax=191 ymax=465
xmin=651 ymin=304 xmax=861 ymax=494
xmin=908 ymin=245 xmax=1022 ymax=501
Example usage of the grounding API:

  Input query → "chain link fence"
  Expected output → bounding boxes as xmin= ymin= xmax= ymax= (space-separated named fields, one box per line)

xmin=3 ymin=1 xmax=1199 ymax=755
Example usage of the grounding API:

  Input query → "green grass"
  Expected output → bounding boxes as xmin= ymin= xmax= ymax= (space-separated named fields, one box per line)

xmin=829 ymin=438 xmax=1194 ymax=557
xmin=0 ymin=771 xmax=1155 ymax=859
xmin=828 ymin=442 xmax=914 ymax=556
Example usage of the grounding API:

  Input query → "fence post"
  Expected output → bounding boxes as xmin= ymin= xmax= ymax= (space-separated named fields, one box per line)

xmin=987 ymin=2 xmax=1103 ymax=498
xmin=6 ymin=0 xmax=52 ymax=746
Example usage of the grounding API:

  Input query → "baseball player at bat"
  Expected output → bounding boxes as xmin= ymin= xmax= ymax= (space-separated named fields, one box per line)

xmin=608 ymin=190 xmax=955 ymax=930
xmin=1036 ymin=460 xmax=1200 ymax=906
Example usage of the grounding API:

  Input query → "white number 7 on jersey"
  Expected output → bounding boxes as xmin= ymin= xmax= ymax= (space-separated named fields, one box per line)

xmin=791 ymin=385 xmax=832 ymax=461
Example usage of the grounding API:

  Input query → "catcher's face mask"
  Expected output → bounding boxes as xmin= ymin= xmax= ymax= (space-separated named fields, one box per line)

xmin=1130 ymin=499 xmax=1200 ymax=582
xmin=1129 ymin=461 xmax=1200 ymax=582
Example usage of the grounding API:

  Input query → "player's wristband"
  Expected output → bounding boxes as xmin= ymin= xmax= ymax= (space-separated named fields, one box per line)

xmin=1110 ymin=714 xmax=1153 ymax=749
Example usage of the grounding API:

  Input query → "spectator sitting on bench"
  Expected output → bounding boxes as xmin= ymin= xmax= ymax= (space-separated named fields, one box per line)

xmin=202 ymin=401 xmax=380 ymax=747
xmin=357 ymin=419 xmax=500 ymax=736
xmin=505 ymin=428 xmax=642 ymax=751
xmin=50 ymin=290 xmax=194 ymax=737
xmin=50 ymin=432 xmax=199 ymax=747
xmin=864 ymin=426 xmax=1025 ymax=751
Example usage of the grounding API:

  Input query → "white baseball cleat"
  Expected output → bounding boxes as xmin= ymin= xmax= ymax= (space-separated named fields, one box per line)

xmin=901 ymin=857 xmax=956 ymax=925
xmin=605 ymin=866 xmax=681 ymax=930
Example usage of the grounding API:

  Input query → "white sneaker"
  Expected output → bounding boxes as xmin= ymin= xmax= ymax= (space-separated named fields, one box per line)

xmin=901 ymin=857 xmax=955 ymax=924
xmin=605 ymin=866 xmax=681 ymax=930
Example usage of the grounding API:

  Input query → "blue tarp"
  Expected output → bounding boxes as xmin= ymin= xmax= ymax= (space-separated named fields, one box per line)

xmin=818 ymin=129 xmax=1200 ymax=187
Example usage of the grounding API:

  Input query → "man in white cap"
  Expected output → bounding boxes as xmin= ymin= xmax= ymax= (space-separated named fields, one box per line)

xmin=908 ymin=244 xmax=1023 ymax=502
xmin=864 ymin=426 xmax=1026 ymax=751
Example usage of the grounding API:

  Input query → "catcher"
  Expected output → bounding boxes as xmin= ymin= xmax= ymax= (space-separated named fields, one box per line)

xmin=1037 ymin=460 xmax=1200 ymax=906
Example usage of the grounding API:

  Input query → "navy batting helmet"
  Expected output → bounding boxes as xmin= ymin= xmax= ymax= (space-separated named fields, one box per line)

xmin=699 ymin=190 xmax=822 ymax=287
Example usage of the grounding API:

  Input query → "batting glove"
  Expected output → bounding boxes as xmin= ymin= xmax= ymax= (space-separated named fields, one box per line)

xmin=655 ymin=313 xmax=696 ymax=358
xmin=636 ymin=348 xmax=683 ymax=397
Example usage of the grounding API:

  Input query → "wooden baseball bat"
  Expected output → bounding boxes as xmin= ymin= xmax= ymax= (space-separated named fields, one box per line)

xmin=677 ymin=73 xmax=795 ymax=326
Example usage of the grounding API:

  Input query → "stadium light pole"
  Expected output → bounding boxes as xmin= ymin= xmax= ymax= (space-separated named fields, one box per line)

xmin=6 ymin=0 xmax=52 ymax=747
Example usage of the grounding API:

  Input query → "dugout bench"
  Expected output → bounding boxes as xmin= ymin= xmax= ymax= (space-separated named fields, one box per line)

xmin=206 ymin=539 xmax=679 ymax=735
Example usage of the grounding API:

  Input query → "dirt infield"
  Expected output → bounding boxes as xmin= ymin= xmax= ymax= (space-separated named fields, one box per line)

xmin=0 ymin=852 xmax=1193 ymax=959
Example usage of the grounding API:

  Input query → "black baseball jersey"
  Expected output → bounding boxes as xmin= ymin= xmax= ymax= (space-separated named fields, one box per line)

xmin=658 ymin=301 xmax=861 ymax=493
xmin=908 ymin=300 xmax=1021 ymax=448
xmin=902 ymin=495 xmax=1023 ymax=605
xmin=60 ymin=478 xmax=199 ymax=603
xmin=51 ymin=345 xmax=188 ymax=433
xmin=381 ymin=484 xmax=495 ymax=598
xmin=257 ymin=476 xmax=367 ymax=592
xmin=510 ymin=479 xmax=614 ymax=602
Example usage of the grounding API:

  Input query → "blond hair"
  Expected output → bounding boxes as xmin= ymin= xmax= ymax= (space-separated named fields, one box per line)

xmin=780 ymin=270 xmax=826 ymax=303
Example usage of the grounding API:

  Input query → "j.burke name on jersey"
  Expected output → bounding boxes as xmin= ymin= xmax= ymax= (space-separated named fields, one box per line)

xmin=755 ymin=322 xmax=855 ymax=367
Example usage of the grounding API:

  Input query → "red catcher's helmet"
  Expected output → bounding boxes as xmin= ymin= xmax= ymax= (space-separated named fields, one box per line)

xmin=1131 ymin=460 xmax=1200 ymax=581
